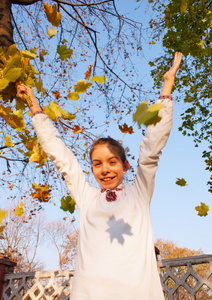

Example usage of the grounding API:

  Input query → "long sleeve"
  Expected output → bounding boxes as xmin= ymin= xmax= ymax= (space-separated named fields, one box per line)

xmin=32 ymin=114 xmax=92 ymax=211
xmin=135 ymin=97 xmax=173 ymax=204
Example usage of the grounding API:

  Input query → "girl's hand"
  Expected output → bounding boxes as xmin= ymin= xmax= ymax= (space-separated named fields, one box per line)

xmin=163 ymin=52 xmax=182 ymax=82
xmin=16 ymin=82 xmax=42 ymax=113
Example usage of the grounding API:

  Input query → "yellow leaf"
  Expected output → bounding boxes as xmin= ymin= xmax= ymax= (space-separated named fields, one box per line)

xmin=44 ymin=3 xmax=62 ymax=27
xmin=4 ymin=135 xmax=15 ymax=147
xmin=75 ymin=106 xmax=80 ymax=113
xmin=21 ymin=50 xmax=36 ymax=59
xmin=180 ymin=0 xmax=188 ymax=15
xmin=29 ymin=144 xmax=47 ymax=167
xmin=32 ymin=182 xmax=51 ymax=202
xmin=15 ymin=204 xmax=24 ymax=216
xmin=119 ymin=123 xmax=134 ymax=134
xmin=47 ymin=27 xmax=58 ymax=39
xmin=74 ymin=79 xmax=92 ymax=93
xmin=68 ymin=92 xmax=79 ymax=100
xmin=0 ymin=210 xmax=7 ymax=225
xmin=91 ymin=75 xmax=106 ymax=84
xmin=176 ymin=178 xmax=187 ymax=186
xmin=195 ymin=202 xmax=209 ymax=217
xmin=72 ymin=125 xmax=83 ymax=134
xmin=0 ymin=226 xmax=5 ymax=233
xmin=19 ymin=201 xmax=24 ymax=208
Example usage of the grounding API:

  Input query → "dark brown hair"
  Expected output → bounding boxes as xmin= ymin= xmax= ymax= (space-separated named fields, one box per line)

xmin=89 ymin=137 xmax=127 ymax=164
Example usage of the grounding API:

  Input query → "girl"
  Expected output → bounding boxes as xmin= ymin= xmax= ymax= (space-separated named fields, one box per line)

xmin=16 ymin=52 xmax=182 ymax=300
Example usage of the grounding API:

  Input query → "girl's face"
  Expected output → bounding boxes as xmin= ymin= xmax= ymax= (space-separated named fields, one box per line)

xmin=91 ymin=143 xmax=129 ymax=190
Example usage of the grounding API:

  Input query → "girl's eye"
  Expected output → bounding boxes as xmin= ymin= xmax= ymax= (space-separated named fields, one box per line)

xmin=110 ymin=161 xmax=116 ymax=165
xmin=94 ymin=163 xmax=101 ymax=167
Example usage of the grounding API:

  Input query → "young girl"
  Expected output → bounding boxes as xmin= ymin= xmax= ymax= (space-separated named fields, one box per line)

xmin=16 ymin=52 xmax=182 ymax=300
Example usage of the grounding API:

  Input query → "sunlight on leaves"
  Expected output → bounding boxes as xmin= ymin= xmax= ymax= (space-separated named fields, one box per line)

xmin=133 ymin=101 xmax=162 ymax=127
xmin=195 ymin=202 xmax=209 ymax=217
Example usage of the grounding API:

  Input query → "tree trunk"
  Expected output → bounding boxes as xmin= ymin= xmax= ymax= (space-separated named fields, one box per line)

xmin=0 ymin=0 xmax=14 ymax=51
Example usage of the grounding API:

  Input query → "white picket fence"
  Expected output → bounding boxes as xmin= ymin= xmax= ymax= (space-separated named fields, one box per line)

xmin=2 ymin=255 xmax=212 ymax=300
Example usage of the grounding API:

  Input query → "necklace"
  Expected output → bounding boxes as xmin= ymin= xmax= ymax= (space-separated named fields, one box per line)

xmin=101 ymin=187 xmax=122 ymax=202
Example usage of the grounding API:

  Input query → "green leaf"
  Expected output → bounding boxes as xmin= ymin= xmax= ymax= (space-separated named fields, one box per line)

xmin=195 ymin=202 xmax=209 ymax=217
xmin=0 ymin=78 xmax=9 ymax=90
xmin=3 ymin=67 xmax=22 ymax=83
xmin=39 ymin=49 xmax=48 ymax=62
xmin=57 ymin=45 xmax=73 ymax=61
xmin=7 ymin=44 xmax=18 ymax=56
xmin=175 ymin=178 xmax=187 ymax=186
xmin=60 ymin=195 xmax=76 ymax=214
xmin=74 ymin=79 xmax=92 ymax=93
xmin=133 ymin=101 xmax=162 ymax=127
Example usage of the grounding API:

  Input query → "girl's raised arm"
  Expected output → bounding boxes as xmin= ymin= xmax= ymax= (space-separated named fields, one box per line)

xmin=161 ymin=52 xmax=182 ymax=96
xmin=16 ymin=82 xmax=42 ymax=114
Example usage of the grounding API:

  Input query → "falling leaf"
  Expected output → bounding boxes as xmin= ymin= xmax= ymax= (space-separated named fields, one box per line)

xmin=29 ymin=144 xmax=47 ymax=167
xmin=4 ymin=135 xmax=15 ymax=147
xmin=133 ymin=101 xmax=162 ymax=127
xmin=74 ymin=79 xmax=92 ymax=93
xmin=75 ymin=106 xmax=80 ymax=113
xmin=39 ymin=49 xmax=48 ymax=62
xmin=85 ymin=64 xmax=93 ymax=80
xmin=195 ymin=202 xmax=209 ymax=217
xmin=60 ymin=195 xmax=76 ymax=214
xmin=31 ymin=182 xmax=51 ymax=202
xmin=119 ymin=123 xmax=134 ymax=134
xmin=44 ymin=3 xmax=62 ymax=27
xmin=91 ymin=75 xmax=106 ymax=84
xmin=57 ymin=45 xmax=73 ymax=61
xmin=52 ymin=90 xmax=61 ymax=99
xmin=68 ymin=92 xmax=79 ymax=100
xmin=175 ymin=178 xmax=187 ymax=187
xmin=15 ymin=203 xmax=24 ymax=216
xmin=0 ymin=210 xmax=7 ymax=224
xmin=47 ymin=27 xmax=58 ymax=39
xmin=72 ymin=125 xmax=83 ymax=134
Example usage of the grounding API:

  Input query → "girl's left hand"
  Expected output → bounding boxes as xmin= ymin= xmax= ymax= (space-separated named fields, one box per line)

xmin=163 ymin=52 xmax=182 ymax=82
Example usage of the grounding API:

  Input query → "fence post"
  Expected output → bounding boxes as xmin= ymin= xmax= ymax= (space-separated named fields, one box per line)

xmin=0 ymin=256 xmax=17 ymax=299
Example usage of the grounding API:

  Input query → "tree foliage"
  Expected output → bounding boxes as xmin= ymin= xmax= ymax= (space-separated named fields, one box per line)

xmin=0 ymin=0 xmax=147 ymax=213
xmin=148 ymin=0 xmax=212 ymax=202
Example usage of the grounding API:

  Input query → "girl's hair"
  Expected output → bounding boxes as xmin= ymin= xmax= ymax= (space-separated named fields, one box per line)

xmin=89 ymin=137 xmax=127 ymax=164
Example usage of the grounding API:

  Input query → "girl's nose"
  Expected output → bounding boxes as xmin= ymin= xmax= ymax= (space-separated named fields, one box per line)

xmin=101 ymin=163 xmax=109 ymax=174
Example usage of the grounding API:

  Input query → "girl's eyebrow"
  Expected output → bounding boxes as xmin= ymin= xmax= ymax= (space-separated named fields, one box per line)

xmin=92 ymin=156 xmax=119 ymax=163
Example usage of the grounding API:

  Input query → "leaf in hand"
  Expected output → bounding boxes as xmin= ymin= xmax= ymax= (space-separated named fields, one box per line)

xmin=60 ymin=195 xmax=76 ymax=214
xmin=133 ymin=101 xmax=162 ymax=127
xmin=176 ymin=178 xmax=187 ymax=186
xmin=195 ymin=202 xmax=209 ymax=217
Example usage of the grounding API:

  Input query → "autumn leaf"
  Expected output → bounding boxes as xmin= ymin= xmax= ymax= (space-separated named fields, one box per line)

xmin=0 ymin=210 xmax=7 ymax=233
xmin=15 ymin=202 xmax=24 ymax=216
xmin=52 ymin=90 xmax=61 ymax=100
xmin=21 ymin=50 xmax=36 ymax=59
xmin=175 ymin=178 xmax=187 ymax=187
xmin=85 ymin=64 xmax=93 ymax=80
xmin=29 ymin=144 xmax=47 ymax=167
xmin=180 ymin=0 xmax=188 ymax=15
xmin=74 ymin=79 xmax=92 ymax=93
xmin=119 ymin=123 xmax=134 ymax=134
xmin=67 ymin=92 xmax=79 ymax=100
xmin=91 ymin=75 xmax=106 ymax=84
xmin=57 ymin=45 xmax=73 ymax=61
xmin=4 ymin=135 xmax=15 ymax=147
xmin=39 ymin=49 xmax=48 ymax=62
xmin=72 ymin=125 xmax=83 ymax=134
xmin=133 ymin=101 xmax=162 ymax=127
xmin=44 ymin=101 xmax=75 ymax=122
xmin=195 ymin=202 xmax=209 ymax=217
xmin=47 ymin=27 xmax=58 ymax=39
xmin=31 ymin=182 xmax=51 ymax=202
xmin=44 ymin=3 xmax=62 ymax=27
xmin=60 ymin=195 xmax=76 ymax=214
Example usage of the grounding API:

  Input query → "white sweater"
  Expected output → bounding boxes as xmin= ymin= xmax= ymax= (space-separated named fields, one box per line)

xmin=32 ymin=97 xmax=173 ymax=300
